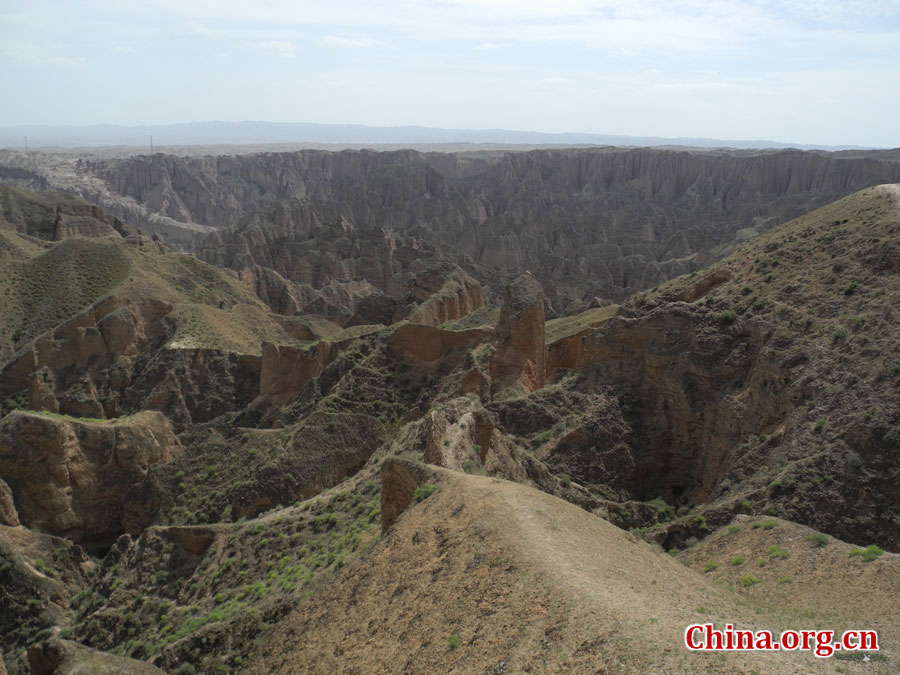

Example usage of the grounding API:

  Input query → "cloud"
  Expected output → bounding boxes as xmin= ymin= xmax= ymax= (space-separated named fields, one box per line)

xmin=110 ymin=46 xmax=136 ymax=53
xmin=610 ymin=47 xmax=637 ymax=58
xmin=247 ymin=40 xmax=300 ymax=58
xmin=0 ymin=40 xmax=87 ymax=67
xmin=319 ymin=35 xmax=380 ymax=48
xmin=178 ymin=22 xmax=220 ymax=38
xmin=474 ymin=42 xmax=510 ymax=50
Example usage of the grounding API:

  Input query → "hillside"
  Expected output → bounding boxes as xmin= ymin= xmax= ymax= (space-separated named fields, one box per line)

xmin=611 ymin=184 xmax=900 ymax=548
xmin=250 ymin=461 xmax=896 ymax=674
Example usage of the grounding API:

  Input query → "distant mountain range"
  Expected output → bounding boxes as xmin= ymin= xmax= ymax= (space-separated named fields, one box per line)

xmin=0 ymin=121 xmax=881 ymax=151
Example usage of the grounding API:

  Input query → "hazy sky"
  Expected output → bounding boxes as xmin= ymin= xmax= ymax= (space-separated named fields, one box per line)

xmin=1 ymin=0 xmax=899 ymax=146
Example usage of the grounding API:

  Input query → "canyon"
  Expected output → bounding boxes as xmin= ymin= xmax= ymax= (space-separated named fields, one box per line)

xmin=0 ymin=147 xmax=898 ymax=673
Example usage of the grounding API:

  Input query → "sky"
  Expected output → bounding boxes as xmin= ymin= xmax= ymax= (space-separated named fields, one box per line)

xmin=1 ymin=0 xmax=899 ymax=147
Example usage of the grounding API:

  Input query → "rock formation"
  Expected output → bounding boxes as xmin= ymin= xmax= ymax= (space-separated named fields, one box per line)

xmin=0 ymin=411 xmax=181 ymax=545
xmin=490 ymin=273 xmax=546 ymax=393
xmin=0 ymin=477 xmax=19 ymax=526
xmin=258 ymin=341 xmax=338 ymax=407
xmin=0 ymin=185 xmax=132 ymax=241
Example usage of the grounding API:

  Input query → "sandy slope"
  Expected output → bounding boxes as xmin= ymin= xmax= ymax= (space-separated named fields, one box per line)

xmin=246 ymin=465 xmax=880 ymax=673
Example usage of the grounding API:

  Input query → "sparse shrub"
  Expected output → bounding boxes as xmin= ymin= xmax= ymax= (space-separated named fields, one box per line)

xmin=312 ymin=513 xmax=339 ymax=532
xmin=730 ymin=555 xmax=745 ymax=566
xmin=761 ymin=520 xmax=777 ymax=530
xmin=448 ymin=630 xmax=461 ymax=650
xmin=807 ymin=533 xmax=829 ymax=548
xmin=833 ymin=327 xmax=848 ymax=341
xmin=693 ymin=515 xmax=709 ymax=530
xmin=849 ymin=545 xmax=884 ymax=562
xmin=768 ymin=545 xmax=790 ymax=560
xmin=461 ymin=460 xmax=483 ymax=475
xmin=843 ymin=281 xmax=859 ymax=295
xmin=34 ymin=559 xmax=55 ymax=578
xmin=778 ymin=577 xmax=792 ymax=584
xmin=414 ymin=483 xmax=437 ymax=502
xmin=843 ymin=450 xmax=863 ymax=471
xmin=721 ymin=310 xmax=737 ymax=324
xmin=813 ymin=419 xmax=826 ymax=433
xmin=646 ymin=497 xmax=674 ymax=522
xmin=726 ymin=525 xmax=740 ymax=535
xmin=741 ymin=574 xmax=761 ymax=587
xmin=703 ymin=561 xmax=720 ymax=573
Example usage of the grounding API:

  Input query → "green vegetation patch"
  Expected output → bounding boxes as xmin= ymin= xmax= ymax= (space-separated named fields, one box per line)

xmin=849 ymin=545 xmax=884 ymax=562
xmin=4 ymin=238 xmax=129 ymax=348
xmin=545 ymin=305 xmax=619 ymax=343
xmin=414 ymin=482 xmax=437 ymax=502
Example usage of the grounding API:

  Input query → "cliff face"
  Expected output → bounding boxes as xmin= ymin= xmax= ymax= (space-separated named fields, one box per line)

xmin=490 ymin=273 xmax=546 ymax=394
xmin=0 ymin=411 xmax=181 ymax=546
xmin=565 ymin=306 xmax=793 ymax=504
xmin=67 ymin=148 xmax=900 ymax=309
xmin=0 ymin=185 xmax=132 ymax=241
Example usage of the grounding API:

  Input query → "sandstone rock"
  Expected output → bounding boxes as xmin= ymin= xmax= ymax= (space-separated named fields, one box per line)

xmin=0 ymin=185 xmax=129 ymax=241
xmin=572 ymin=305 xmax=793 ymax=502
xmin=490 ymin=273 xmax=546 ymax=393
xmin=259 ymin=341 xmax=337 ymax=407
xmin=0 ymin=477 xmax=18 ymax=526
xmin=402 ymin=261 xmax=485 ymax=326
xmin=0 ymin=411 xmax=182 ymax=545
xmin=238 ymin=265 xmax=302 ymax=315
xmin=386 ymin=323 xmax=488 ymax=365
xmin=379 ymin=457 xmax=434 ymax=533
xmin=1 ymin=295 xmax=173 ymax=413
